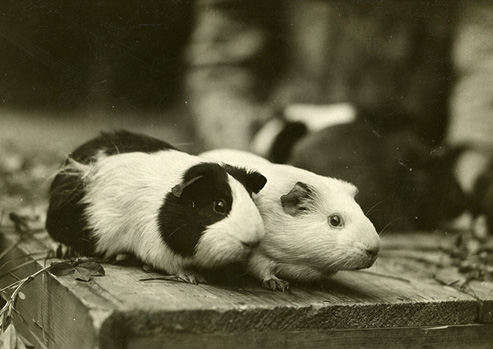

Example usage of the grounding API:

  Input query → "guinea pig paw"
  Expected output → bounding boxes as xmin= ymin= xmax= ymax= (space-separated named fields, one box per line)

xmin=49 ymin=242 xmax=75 ymax=259
xmin=177 ymin=272 xmax=208 ymax=285
xmin=262 ymin=276 xmax=290 ymax=292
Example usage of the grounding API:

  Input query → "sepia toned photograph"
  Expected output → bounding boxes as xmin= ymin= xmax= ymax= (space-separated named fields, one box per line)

xmin=1 ymin=1 xmax=492 ymax=348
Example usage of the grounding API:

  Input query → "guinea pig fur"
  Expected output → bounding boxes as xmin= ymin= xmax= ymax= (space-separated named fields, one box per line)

xmin=46 ymin=131 xmax=267 ymax=284
xmin=201 ymin=149 xmax=381 ymax=291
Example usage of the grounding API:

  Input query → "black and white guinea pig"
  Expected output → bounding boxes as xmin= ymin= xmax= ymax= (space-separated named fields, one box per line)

xmin=201 ymin=149 xmax=381 ymax=291
xmin=46 ymin=130 xmax=267 ymax=284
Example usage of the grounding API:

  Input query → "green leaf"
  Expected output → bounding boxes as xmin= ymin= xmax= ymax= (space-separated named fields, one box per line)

xmin=78 ymin=262 xmax=105 ymax=276
xmin=49 ymin=262 xmax=75 ymax=277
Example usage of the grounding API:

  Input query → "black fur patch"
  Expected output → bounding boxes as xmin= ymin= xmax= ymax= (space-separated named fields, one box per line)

xmin=268 ymin=121 xmax=308 ymax=164
xmin=223 ymin=165 xmax=267 ymax=196
xmin=45 ymin=172 xmax=97 ymax=255
xmin=70 ymin=130 xmax=176 ymax=164
xmin=158 ymin=163 xmax=234 ymax=258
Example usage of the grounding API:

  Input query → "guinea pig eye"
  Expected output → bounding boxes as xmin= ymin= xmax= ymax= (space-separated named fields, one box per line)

xmin=213 ymin=199 xmax=227 ymax=215
xmin=328 ymin=214 xmax=344 ymax=228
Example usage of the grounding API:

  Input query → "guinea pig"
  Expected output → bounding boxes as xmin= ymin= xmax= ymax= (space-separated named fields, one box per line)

xmin=201 ymin=149 xmax=381 ymax=291
xmin=46 ymin=130 xmax=267 ymax=284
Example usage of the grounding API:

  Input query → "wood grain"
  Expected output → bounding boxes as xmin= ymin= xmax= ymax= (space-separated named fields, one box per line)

xmin=1 ymin=227 xmax=492 ymax=348
xmin=127 ymin=325 xmax=493 ymax=349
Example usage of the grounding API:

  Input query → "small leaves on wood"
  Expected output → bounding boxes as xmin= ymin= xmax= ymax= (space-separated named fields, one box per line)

xmin=74 ymin=267 xmax=92 ymax=282
xmin=0 ymin=258 xmax=106 ymax=347
xmin=49 ymin=262 xmax=75 ymax=277
xmin=78 ymin=262 xmax=105 ymax=276
xmin=49 ymin=259 xmax=105 ymax=282
xmin=448 ymin=231 xmax=493 ymax=288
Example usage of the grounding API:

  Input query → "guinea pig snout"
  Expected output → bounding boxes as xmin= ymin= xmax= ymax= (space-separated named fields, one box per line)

xmin=351 ymin=231 xmax=381 ymax=269
xmin=236 ymin=229 xmax=263 ymax=252
xmin=241 ymin=239 xmax=260 ymax=249
xmin=225 ymin=177 xmax=265 ymax=251
xmin=365 ymin=245 xmax=380 ymax=259
xmin=361 ymin=235 xmax=381 ymax=266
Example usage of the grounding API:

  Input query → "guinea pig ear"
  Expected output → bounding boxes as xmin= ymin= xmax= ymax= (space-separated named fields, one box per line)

xmin=172 ymin=176 xmax=203 ymax=198
xmin=245 ymin=172 xmax=267 ymax=194
xmin=281 ymin=181 xmax=314 ymax=216
xmin=223 ymin=165 xmax=267 ymax=194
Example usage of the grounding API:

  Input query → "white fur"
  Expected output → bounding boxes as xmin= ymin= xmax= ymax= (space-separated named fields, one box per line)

xmin=250 ymin=103 xmax=356 ymax=157
xmin=193 ymin=177 xmax=265 ymax=268
xmin=65 ymin=150 xmax=264 ymax=278
xmin=201 ymin=149 xmax=381 ymax=285
xmin=284 ymin=103 xmax=356 ymax=132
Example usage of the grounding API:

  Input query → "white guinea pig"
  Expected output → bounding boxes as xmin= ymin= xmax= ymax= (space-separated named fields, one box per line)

xmin=46 ymin=131 xmax=267 ymax=284
xmin=201 ymin=149 xmax=381 ymax=291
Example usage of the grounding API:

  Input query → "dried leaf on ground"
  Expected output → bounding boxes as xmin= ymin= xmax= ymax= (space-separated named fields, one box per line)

xmin=49 ymin=260 xmax=105 ymax=282
xmin=49 ymin=262 xmax=75 ymax=277
xmin=448 ymin=231 xmax=493 ymax=285
xmin=74 ymin=267 xmax=92 ymax=282
xmin=78 ymin=262 xmax=105 ymax=276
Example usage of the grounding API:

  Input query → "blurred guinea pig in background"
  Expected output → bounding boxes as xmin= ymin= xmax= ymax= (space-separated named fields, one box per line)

xmin=251 ymin=103 xmax=467 ymax=232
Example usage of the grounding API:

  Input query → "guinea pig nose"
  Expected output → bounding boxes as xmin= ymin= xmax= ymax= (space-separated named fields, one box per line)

xmin=365 ymin=246 xmax=380 ymax=259
xmin=242 ymin=240 xmax=260 ymax=249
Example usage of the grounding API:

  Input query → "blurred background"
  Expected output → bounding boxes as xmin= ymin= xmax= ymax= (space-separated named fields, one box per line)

xmin=0 ymin=0 xmax=195 ymax=215
xmin=1 ymin=0 xmax=493 ymax=231
xmin=0 ymin=0 xmax=195 ymax=150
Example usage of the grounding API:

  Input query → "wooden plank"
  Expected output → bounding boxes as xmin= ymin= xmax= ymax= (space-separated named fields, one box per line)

xmin=126 ymin=325 xmax=493 ymax=349
xmin=1 ymin=230 xmax=115 ymax=349
xmin=375 ymin=231 xmax=493 ymax=323
xmin=1 ymin=227 xmax=493 ymax=348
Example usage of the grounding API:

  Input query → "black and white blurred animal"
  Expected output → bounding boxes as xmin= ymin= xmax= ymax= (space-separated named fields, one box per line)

xmin=46 ymin=131 xmax=267 ymax=284
xmin=201 ymin=149 xmax=381 ymax=291
xmin=252 ymin=107 xmax=467 ymax=232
